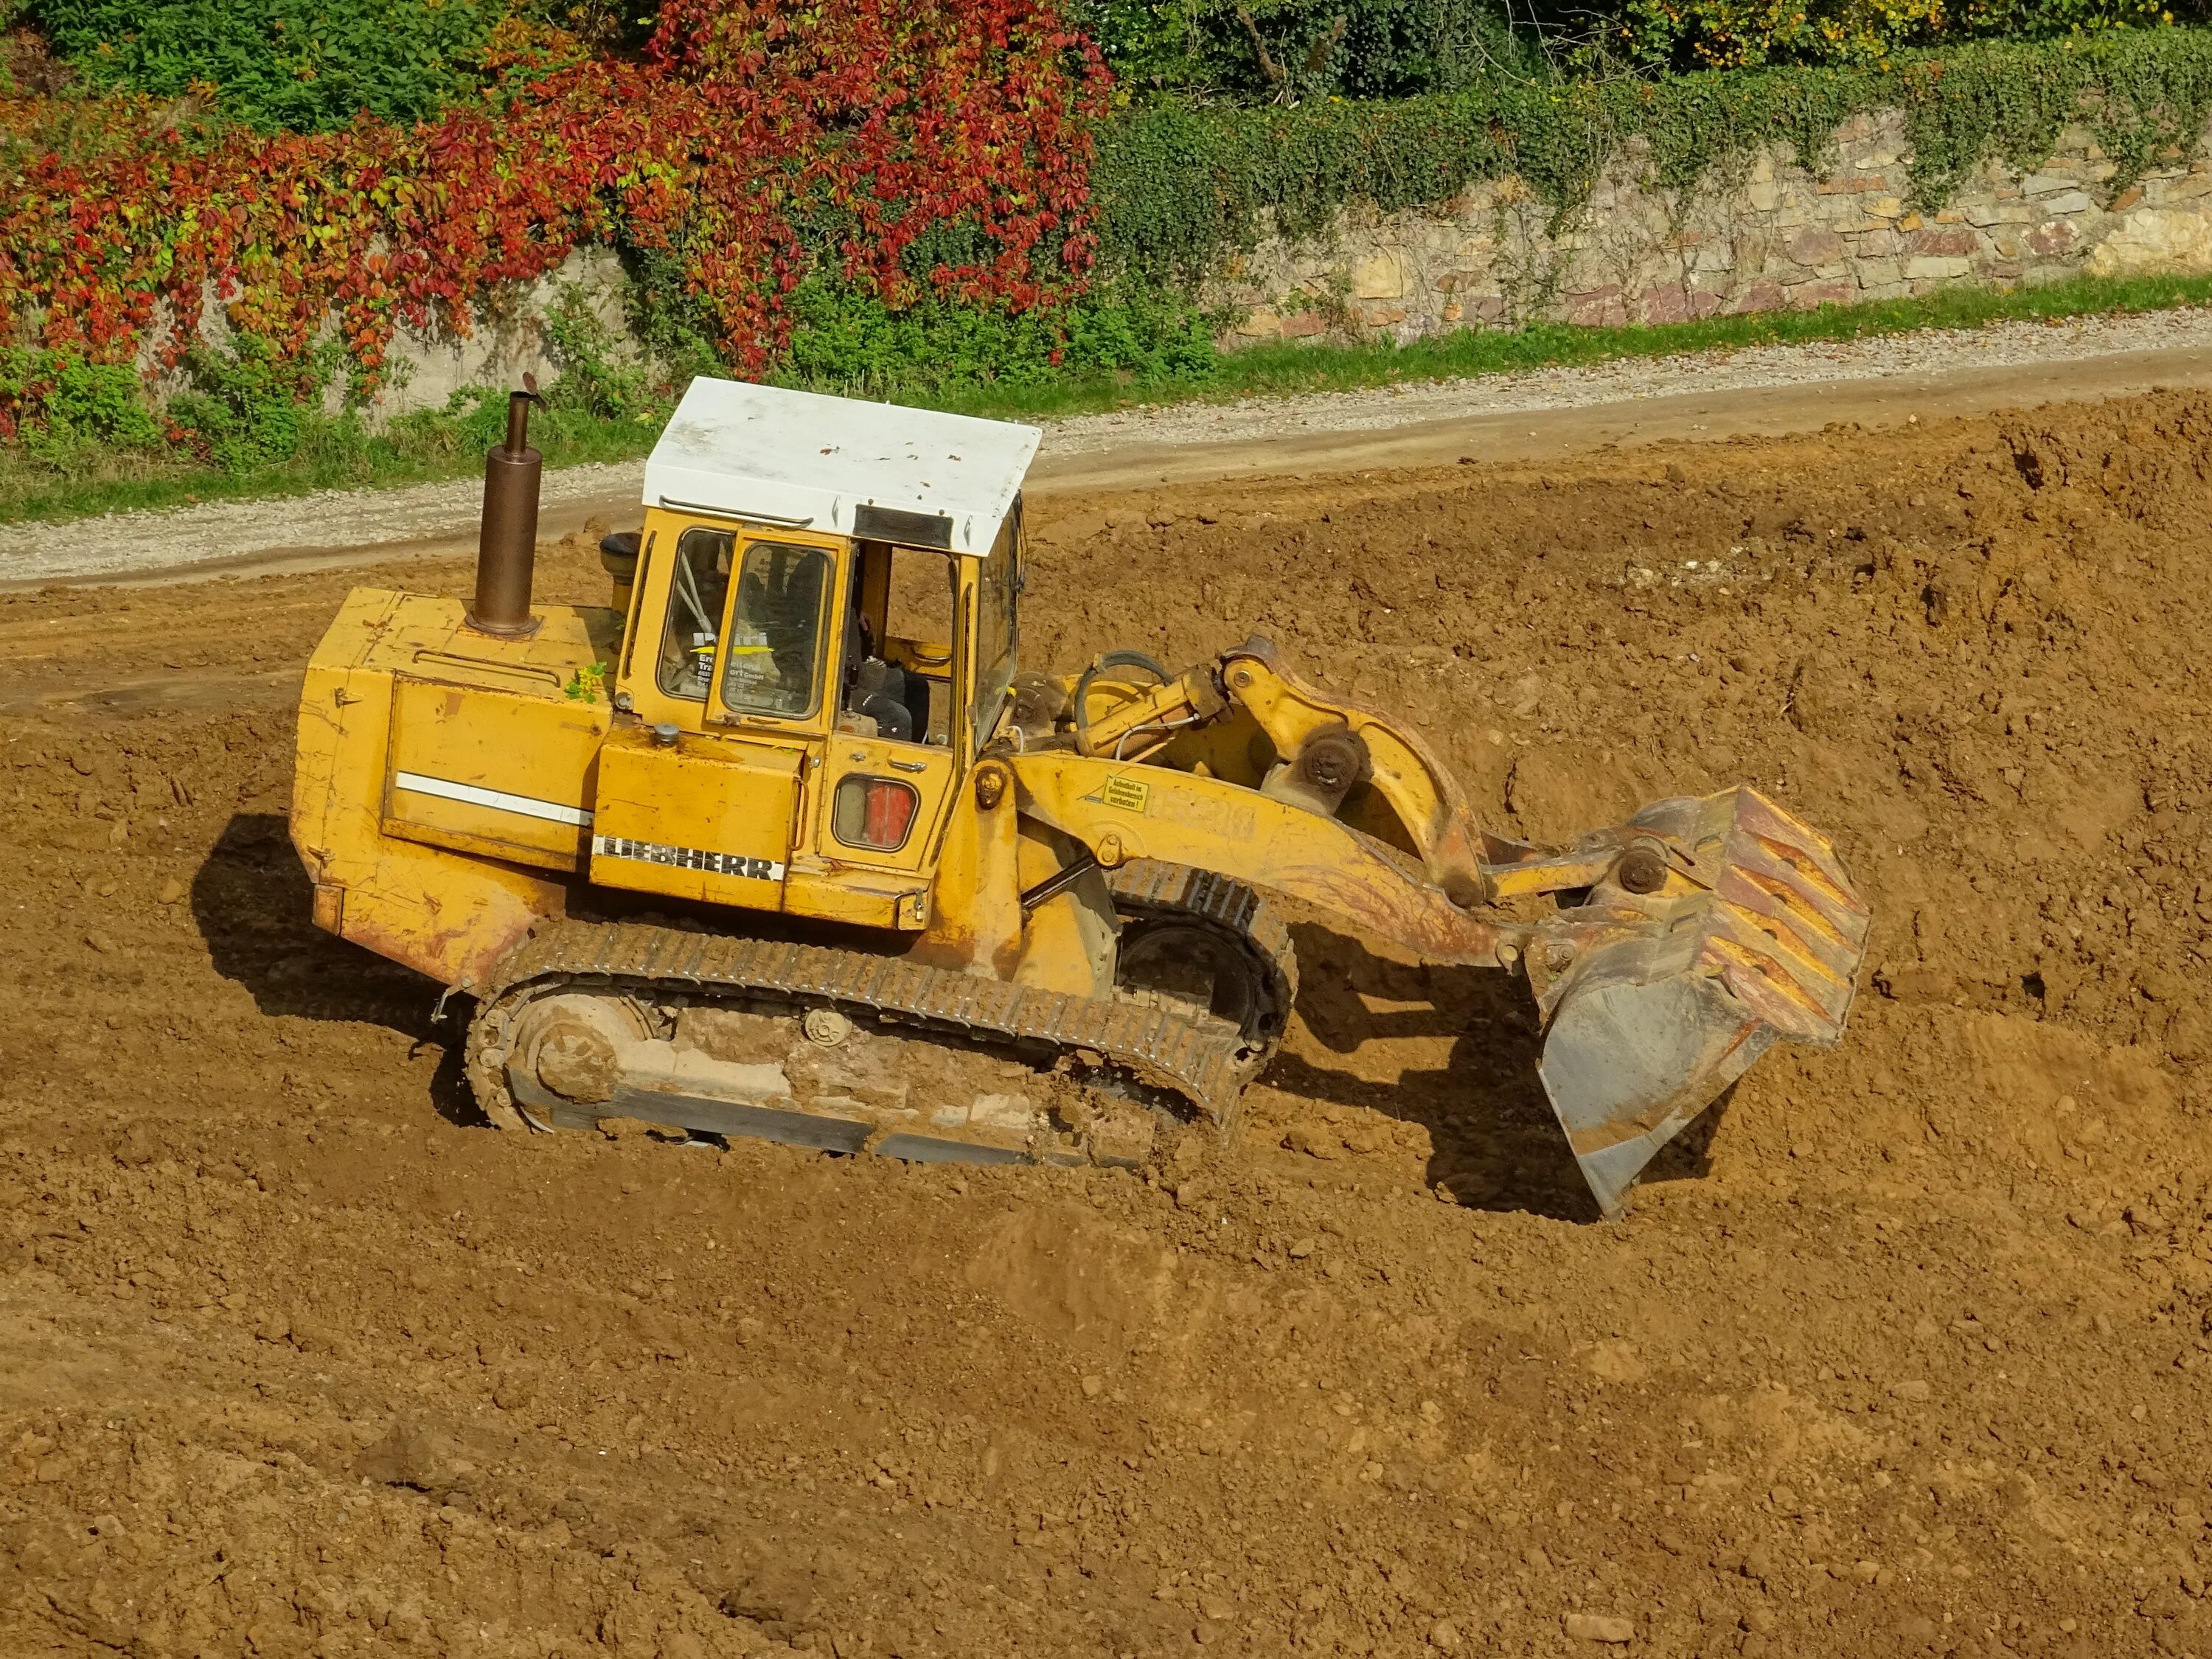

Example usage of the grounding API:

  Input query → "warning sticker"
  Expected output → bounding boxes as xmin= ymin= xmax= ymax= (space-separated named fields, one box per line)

xmin=1096 ymin=774 xmax=1152 ymax=814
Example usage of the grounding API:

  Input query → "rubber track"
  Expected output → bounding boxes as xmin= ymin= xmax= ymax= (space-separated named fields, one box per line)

xmin=469 ymin=916 xmax=1253 ymax=1128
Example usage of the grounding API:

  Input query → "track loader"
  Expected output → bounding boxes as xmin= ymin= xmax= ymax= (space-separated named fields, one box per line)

xmin=291 ymin=378 xmax=1869 ymax=1215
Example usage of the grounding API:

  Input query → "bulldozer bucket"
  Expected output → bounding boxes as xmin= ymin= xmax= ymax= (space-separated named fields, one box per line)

xmin=1531 ymin=788 xmax=1869 ymax=1217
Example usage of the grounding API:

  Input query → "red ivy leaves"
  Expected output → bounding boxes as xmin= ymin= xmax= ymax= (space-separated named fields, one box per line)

xmin=0 ymin=0 xmax=1107 ymax=433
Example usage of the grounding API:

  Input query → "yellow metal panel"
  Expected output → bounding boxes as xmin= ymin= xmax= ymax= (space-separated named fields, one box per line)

xmin=349 ymin=591 xmax=621 ymax=687
xmin=591 ymin=726 xmax=804 ymax=911
xmin=1007 ymin=748 xmax=1503 ymax=964
xmin=782 ymin=864 xmax=926 ymax=931
xmin=383 ymin=676 xmax=607 ymax=871
xmin=291 ymin=589 xmax=569 ymax=992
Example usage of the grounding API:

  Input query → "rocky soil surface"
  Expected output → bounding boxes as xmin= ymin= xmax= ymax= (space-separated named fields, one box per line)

xmin=7 ymin=389 xmax=2212 ymax=1657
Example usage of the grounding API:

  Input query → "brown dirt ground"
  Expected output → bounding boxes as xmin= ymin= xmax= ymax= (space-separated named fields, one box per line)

xmin=7 ymin=391 xmax=2212 ymax=1659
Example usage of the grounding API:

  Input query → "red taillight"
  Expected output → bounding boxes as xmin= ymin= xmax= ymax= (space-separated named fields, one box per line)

xmin=833 ymin=775 xmax=919 ymax=852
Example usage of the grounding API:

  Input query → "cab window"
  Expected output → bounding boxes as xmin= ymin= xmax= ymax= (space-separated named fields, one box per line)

xmin=721 ymin=541 xmax=834 ymax=720
xmin=657 ymin=527 xmax=732 ymax=700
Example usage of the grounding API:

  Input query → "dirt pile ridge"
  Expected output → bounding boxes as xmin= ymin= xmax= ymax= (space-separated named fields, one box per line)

xmin=8 ymin=392 xmax=2212 ymax=1658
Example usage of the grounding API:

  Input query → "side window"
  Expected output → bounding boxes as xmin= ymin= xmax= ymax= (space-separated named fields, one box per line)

xmin=722 ymin=541 xmax=834 ymax=720
xmin=657 ymin=527 xmax=734 ymax=700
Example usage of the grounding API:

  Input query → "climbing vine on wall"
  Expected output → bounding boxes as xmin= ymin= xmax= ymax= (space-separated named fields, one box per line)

xmin=7 ymin=7 xmax=2212 ymax=444
xmin=0 ymin=0 xmax=1107 ymax=439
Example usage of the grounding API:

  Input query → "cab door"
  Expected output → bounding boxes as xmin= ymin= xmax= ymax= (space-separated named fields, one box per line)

xmin=594 ymin=518 xmax=843 ymax=916
xmin=816 ymin=737 xmax=956 ymax=877
xmin=810 ymin=540 xmax=963 ymax=889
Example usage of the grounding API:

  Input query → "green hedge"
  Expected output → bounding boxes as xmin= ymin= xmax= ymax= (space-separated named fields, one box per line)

xmin=30 ymin=0 xmax=511 ymax=131
xmin=1093 ymin=27 xmax=2212 ymax=284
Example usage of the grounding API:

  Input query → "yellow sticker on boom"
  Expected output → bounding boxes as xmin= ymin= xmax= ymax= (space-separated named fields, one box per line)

xmin=1097 ymin=774 xmax=1151 ymax=814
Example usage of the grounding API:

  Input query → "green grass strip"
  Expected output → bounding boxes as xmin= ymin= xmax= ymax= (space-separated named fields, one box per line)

xmin=936 ymin=268 xmax=2212 ymax=420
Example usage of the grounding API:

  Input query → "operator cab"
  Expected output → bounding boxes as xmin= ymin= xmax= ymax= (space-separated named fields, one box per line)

xmin=585 ymin=378 xmax=1035 ymax=928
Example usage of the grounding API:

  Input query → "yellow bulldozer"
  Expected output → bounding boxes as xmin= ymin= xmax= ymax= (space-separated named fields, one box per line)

xmin=291 ymin=378 xmax=1869 ymax=1215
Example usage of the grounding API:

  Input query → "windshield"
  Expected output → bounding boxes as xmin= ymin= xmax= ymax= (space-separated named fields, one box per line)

xmin=721 ymin=541 xmax=834 ymax=720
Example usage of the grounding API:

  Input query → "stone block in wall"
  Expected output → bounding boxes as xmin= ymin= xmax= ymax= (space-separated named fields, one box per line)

xmin=2021 ymin=172 xmax=2081 ymax=195
xmin=1729 ymin=280 xmax=1786 ymax=314
xmin=1906 ymin=226 xmax=1977 ymax=257
xmin=2038 ymin=190 xmax=2096 ymax=214
xmin=1787 ymin=228 xmax=1847 ymax=265
xmin=1566 ymin=285 xmax=1627 ymax=325
xmin=1856 ymin=258 xmax=1902 ymax=287
xmin=1281 ymin=311 xmax=1326 ymax=338
xmin=1350 ymin=249 xmax=1408 ymax=299
xmin=2026 ymin=219 xmax=2078 ymax=257
xmin=1787 ymin=279 xmax=1854 ymax=308
xmin=1235 ymin=308 xmax=1282 ymax=338
xmin=1860 ymin=282 xmax=1910 ymax=302
xmin=2090 ymin=206 xmax=2212 ymax=275
xmin=1639 ymin=285 xmax=1724 ymax=323
xmin=1904 ymin=255 xmax=1972 ymax=280
xmin=1866 ymin=198 xmax=1905 ymax=220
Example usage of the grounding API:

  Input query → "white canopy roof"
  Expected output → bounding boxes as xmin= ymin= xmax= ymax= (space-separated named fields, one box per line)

xmin=641 ymin=378 xmax=1040 ymax=557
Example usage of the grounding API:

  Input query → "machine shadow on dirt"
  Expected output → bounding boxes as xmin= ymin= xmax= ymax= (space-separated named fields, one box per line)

xmin=191 ymin=811 xmax=476 ymax=1124
xmin=1273 ymin=920 xmax=1726 ymax=1222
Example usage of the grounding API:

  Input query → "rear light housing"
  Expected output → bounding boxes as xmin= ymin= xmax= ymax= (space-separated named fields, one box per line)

xmin=832 ymin=775 xmax=919 ymax=852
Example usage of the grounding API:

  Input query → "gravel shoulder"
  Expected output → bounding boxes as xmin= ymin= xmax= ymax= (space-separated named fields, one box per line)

xmin=12 ymin=303 xmax=2212 ymax=587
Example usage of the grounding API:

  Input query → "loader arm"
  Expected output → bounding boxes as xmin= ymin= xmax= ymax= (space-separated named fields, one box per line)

xmin=1005 ymin=749 xmax=1515 ymax=966
xmin=1006 ymin=637 xmax=1872 ymax=1217
xmin=1065 ymin=637 xmax=1540 ymax=905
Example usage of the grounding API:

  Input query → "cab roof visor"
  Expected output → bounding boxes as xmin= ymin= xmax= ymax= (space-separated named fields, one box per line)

xmin=853 ymin=503 xmax=954 ymax=549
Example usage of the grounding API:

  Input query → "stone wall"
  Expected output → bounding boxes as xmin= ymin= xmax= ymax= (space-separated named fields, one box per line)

xmin=370 ymin=246 xmax=634 ymax=418
xmin=147 ymin=246 xmax=637 ymax=421
xmin=1213 ymin=109 xmax=2212 ymax=346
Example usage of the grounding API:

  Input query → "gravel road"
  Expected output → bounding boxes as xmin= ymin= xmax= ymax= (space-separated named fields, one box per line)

xmin=11 ymin=302 xmax=2212 ymax=586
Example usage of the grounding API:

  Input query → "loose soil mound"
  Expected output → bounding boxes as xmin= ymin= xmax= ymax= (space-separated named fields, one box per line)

xmin=7 ymin=392 xmax=2212 ymax=1658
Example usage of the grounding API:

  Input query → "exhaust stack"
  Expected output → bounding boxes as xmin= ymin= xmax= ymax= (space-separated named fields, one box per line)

xmin=466 ymin=380 xmax=543 ymax=638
